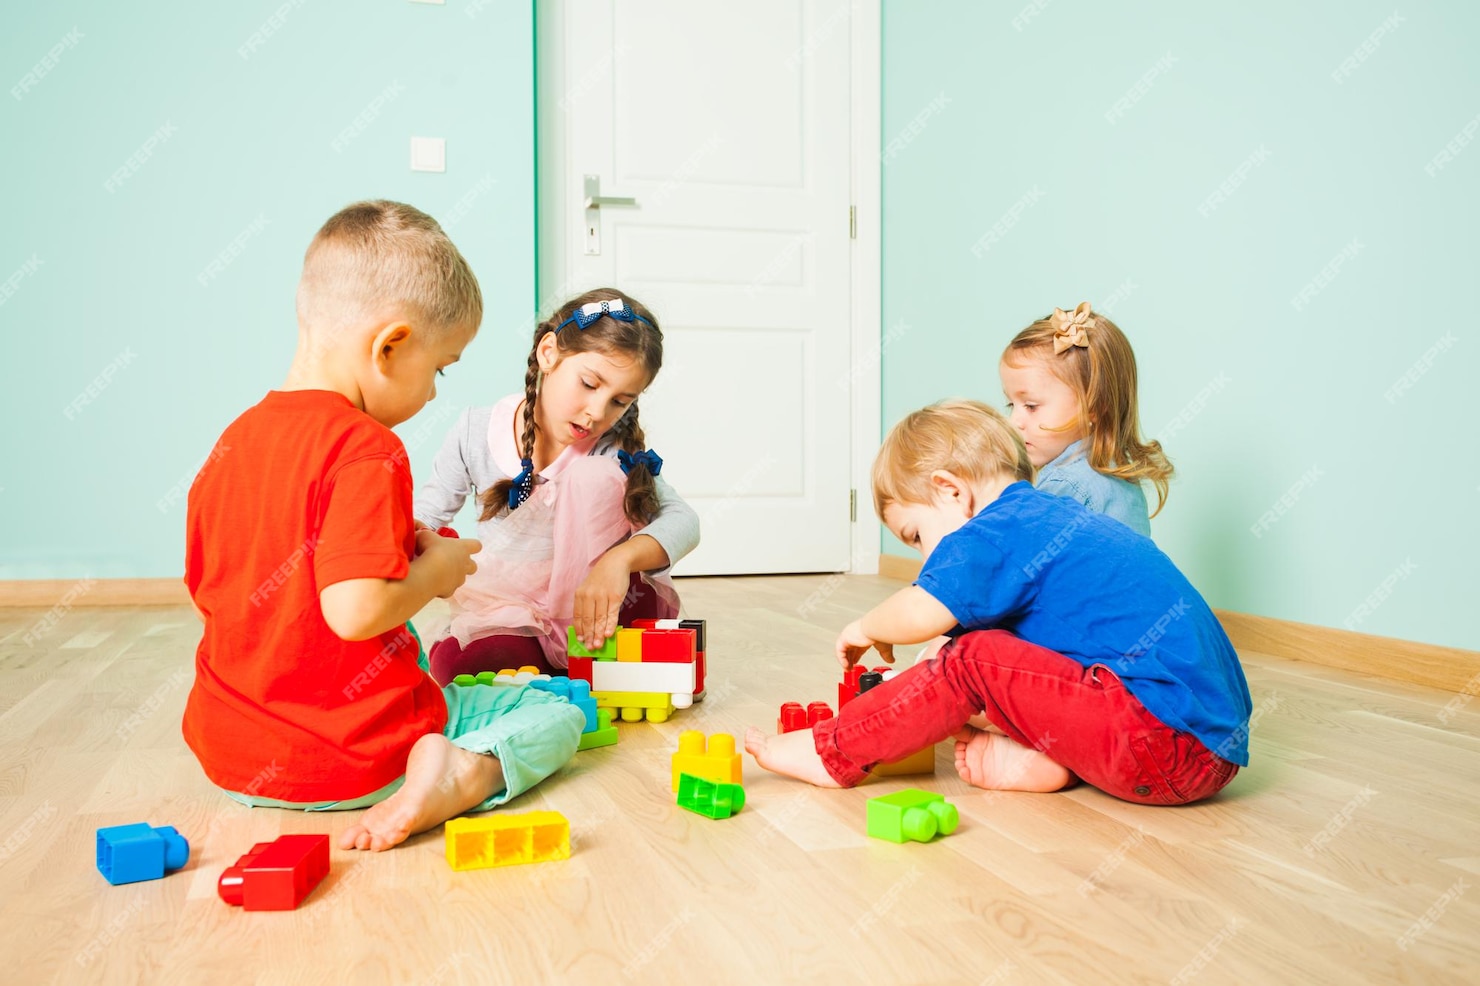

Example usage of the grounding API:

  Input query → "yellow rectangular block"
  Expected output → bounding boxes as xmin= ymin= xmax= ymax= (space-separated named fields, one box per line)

xmin=870 ymin=743 xmax=936 ymax=777
xmin=616 ymin=627 xmax=644 ymax=662
xmin=593 ymin=689 xmax=675 ymax=723
xmin=445 ymin=810 xmax=570 ymax=870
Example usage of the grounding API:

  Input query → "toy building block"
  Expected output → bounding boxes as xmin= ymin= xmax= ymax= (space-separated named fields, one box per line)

xmin=677 ymin=772 xmax=745 ymax=819
xmin=777 ymin=701 xmax=834 ymax=734
xmin=586 ymin=659 xmax=695 ymax=706
xmin=866 ymin=790 xmax=959 ymax=844
xmin=567 ymin=626 xmax=617 ymax=660
xmin=638 ymin=628 xmax=696 ymax=664
xmin=671 ymin=730 xmax=742 ymax=791
xmin=567 ymin=655 xmax=593 ymax=684
xmin=445 ymin=811 xmax=569 ymax=870
xmin=435 ymin=526 xmax=459 ymax=538
xmin=453 ymin=667 xmax=548 ymax=688
xmin=217 ymin=834 xmax=330 ymax=910
xmin=96 ymin=823 xmax=190 ymax=885
xmin=577 ymin=708 xmax=618 ymax=750
xmin=616 ymin=627 xmax=644 ymax=662
xmin=529 ymin=677 xmax=598 ymax=732
xmin=593 ymin=689 xmax=676 ymax=723
xmin=870 ymin=745 xmax=936 ymax=777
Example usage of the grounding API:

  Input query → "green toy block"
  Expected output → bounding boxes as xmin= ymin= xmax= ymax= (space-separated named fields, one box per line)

xmin=577 ymin=708 xmax=619 ymax=751
xmin=452 ymin=671 xmax=498 ymax=688
xmin=567 ymin=625 xmax=617 ymax=660
xmin=866 ymin=789 xmax=959 ymax=844
xmin=676 ymin=772 xmax=745 ymax=820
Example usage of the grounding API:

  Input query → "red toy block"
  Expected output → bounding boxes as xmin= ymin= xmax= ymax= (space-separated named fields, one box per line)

xmin=567 ymin=656 xmax=593 ymax=684
xmin=436 ymin=526 xmax=459 ymax=538
xmin=641 ymin=628 xmax=696 ymax=664
xmin=218 ymin=834 xmax=330 ymax=911
xmin=778 ymin=701 xmax=835 ymax=733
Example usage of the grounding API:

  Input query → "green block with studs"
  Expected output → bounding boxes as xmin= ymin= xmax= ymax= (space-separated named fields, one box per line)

xmin=866 ymin=789 xmax=959 ymax=844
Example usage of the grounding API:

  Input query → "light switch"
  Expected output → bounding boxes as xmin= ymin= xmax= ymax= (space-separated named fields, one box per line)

xmin=410 ymin=137 xmax=446 ymax=173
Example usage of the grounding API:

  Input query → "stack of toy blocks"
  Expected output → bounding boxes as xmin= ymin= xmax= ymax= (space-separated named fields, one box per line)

xmin=677 ymin=773 xmax=745 ymax=819
xmin=445 ymin=811 xmax=570 ymax=870
xmin=452 ymin=666 xmax=548 ymax=687
xmin=866 ymin=790 xmax=959 ymax=844
xmin=217 ymin=834 xmax=330 ymax=910
xmin=529 ymin=676 xmax=617 ymax=751
xmin=774 ymin=668 xmax=935 ymax=777
xmin=629 ymin=618 xmax=707 ymax=699
xmin=566 ymin=621 xmax=702 ymax=723
xmin=671 ymin=731 xmax=742 ymax=791
xmin=96 ymin=823 xmax=190 ymax=885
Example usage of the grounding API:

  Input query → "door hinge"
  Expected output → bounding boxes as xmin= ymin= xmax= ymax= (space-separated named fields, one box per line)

xmin=849 ymin=205 xmax=857 ymax=239
xmin=850 ymin=489 xmax=857 ymax=522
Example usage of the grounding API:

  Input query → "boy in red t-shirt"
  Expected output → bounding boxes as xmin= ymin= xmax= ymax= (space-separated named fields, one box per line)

xmin=183 ymin=200 xmax=585 ymax=851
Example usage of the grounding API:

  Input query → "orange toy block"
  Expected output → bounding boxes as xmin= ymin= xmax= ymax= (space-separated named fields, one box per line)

xmin=671 ymin=730 xmax=742 ymax=792
xmin=615 ymin=627 xmax=644 ymax=662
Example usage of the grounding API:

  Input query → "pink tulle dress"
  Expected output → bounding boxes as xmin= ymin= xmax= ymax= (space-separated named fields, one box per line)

xmin=442 ymin=399 xmax=680 ymax=670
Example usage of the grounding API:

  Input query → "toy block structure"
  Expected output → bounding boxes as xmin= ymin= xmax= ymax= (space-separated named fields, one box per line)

xmin=671 ymin=730 xmax=742 ymax=792
xmin=780 ymin=693 xmax=934 ymax=776
xmin=866 ymin=790 xmax=959 ymax=844
xmin=566 ymin=621 xmax=701 ymax=720
xmin=577 ymin=708 xmax=618 ymax=750
xmin=217 ymin=834 xmax=330 ymax=910
xmin=445 ymin=811 xmax=570 ymax=870
xmin=840 ymin=665 xmax=893 ymax=709
xmin=677 ymin=772 xmax=745 ymax=819
xmin=96 ymin=823 xmax=190 ymax=885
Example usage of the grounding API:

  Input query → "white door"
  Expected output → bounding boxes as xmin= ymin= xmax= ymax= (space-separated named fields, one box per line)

xmin=541 ymin=0 xmax=857 ymax=575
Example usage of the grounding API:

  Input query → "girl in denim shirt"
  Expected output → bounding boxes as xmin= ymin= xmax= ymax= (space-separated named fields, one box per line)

xmin=999 ymin=302 xmax=1173 ymax=537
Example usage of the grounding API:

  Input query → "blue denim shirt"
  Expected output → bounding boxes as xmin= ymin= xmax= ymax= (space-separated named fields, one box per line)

xmin=1035 ymin=440 xmax=1151 ymax=537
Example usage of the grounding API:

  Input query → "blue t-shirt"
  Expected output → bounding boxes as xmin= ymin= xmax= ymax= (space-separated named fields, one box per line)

xmin=916 ymin=482 xmax=1252 ymax=765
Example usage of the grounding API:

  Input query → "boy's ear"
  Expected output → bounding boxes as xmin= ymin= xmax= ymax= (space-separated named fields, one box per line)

xmin=928 ymin=469 xmax=967 ymax=501
xmin=372 ymin=322 xmax=414 ymax=365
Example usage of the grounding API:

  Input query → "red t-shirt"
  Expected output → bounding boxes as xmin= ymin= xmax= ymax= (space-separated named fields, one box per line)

xmin=182 ymin=390 xmax=448 ymax=801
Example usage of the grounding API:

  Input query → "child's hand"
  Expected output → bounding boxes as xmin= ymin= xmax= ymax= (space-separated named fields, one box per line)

xmin=835 ymin=620 xmax=895 ymax=670
xmin=414 ymin=529 xmax=481 ymax=598
xmin=573 ymin=552 xmax=631 ymax=650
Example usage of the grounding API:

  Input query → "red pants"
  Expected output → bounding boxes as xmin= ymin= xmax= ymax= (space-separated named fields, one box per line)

xmin=813 ymin=629 xmax=1238 ymax=806
xmin=428 ymin=572 xmax=673 ymax=684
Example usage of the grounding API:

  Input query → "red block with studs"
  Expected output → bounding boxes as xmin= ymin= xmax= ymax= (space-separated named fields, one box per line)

xmin=217 ymin=834 xmax=330 ymax=911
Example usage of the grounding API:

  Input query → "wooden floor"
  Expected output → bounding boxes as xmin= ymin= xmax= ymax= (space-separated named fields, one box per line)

xmin=1 ymin=575 xmax=1478 ymax=986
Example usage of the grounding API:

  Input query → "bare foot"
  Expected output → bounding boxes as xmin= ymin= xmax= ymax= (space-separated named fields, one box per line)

xmin=953 ymin=726 xmax=1072 ymax=793
xmin=743 ymin=727 xmax=842 ymax=788
xmin=338 ymin=734 xmax=505 ymax=851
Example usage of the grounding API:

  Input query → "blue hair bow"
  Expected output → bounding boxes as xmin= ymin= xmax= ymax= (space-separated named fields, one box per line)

xmin=507 ymin=457 xmax=536 ymax=509
xmin=617 ymin=448 xmax=662 ymax=477
xmin=556 ymin=298 xmax=651 ymax=332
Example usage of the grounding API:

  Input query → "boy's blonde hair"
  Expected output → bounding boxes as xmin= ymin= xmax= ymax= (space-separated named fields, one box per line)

xmin=872 ymin=399 xmax=1033 ymax=517
xmin=1002 ymin=304 xmax=1174 ymax=516
xmin=296 ymin=200 xmax=482 ymax=337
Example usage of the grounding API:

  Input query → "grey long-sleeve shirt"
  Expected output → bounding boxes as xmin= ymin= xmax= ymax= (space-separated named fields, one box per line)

xmin=413 ymin=404 xmax=700 ymax=574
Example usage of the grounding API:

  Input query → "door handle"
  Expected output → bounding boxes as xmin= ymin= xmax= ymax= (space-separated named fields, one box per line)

xmin=583 ymin=174 xmax=637 ymax=255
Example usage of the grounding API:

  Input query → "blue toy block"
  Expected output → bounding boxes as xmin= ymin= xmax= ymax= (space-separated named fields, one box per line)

xmin=96 ymin=823 xmax=190 ymax=885
xmin=529 ymin=676 xmax=599 ymax=733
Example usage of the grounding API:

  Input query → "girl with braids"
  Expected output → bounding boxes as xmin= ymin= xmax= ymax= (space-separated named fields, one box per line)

xmin=414 ymin=288 xmax=698 ymax=684
xmin=998 ymin=302 xmax=1174 ymax=537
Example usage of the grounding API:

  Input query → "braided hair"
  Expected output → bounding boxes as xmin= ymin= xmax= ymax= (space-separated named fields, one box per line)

xmin=481 ymin=288 xmax=663 ymax=525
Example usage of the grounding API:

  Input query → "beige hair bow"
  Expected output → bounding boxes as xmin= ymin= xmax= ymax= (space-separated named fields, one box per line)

xmin=1050 ymin=301 xmax=1093 ymax=354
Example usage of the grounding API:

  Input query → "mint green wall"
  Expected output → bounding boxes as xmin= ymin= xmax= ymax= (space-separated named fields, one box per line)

xmin=881 ymin=2 xmax=1478 ymax=651
xmin=1 ymin=2 xmax=534 ymax=580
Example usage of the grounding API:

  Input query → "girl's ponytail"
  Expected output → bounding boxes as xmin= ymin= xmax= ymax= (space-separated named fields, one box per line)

xmin=604 ymin=403 xmax=662 ymax=528
xmin=480 ymin=322 xmax=550 ymax=522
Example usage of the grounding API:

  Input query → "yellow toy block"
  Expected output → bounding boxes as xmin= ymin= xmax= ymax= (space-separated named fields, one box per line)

xmin=445 ymin=811 xmax=570 ymax=870
xmin=671 ymin=730 xmax=742 ymax=792
xmin=616 ymin=627 xmax=644 ymax=662
xmin=870 ymin=743 xmax=937 ymax=777
xmin=592 ymin=689 xmax=675 ymax=723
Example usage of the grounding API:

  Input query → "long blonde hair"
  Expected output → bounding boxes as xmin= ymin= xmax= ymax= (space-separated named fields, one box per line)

xmin=1002 ymin=306 xmax=1174 ymax=516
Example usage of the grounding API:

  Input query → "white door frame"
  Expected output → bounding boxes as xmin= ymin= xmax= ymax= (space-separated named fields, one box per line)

xmin=534 ymin=0 xmax=882 ymax=575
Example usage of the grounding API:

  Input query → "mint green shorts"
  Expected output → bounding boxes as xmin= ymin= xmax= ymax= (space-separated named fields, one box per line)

xmin=223 ymin=624 xmax=584 ymax=813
